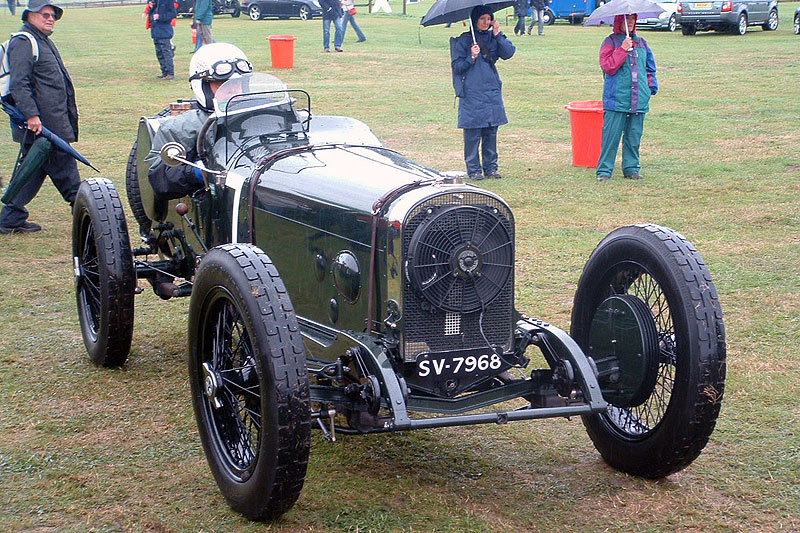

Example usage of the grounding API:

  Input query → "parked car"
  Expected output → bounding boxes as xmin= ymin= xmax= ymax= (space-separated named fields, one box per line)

xmin=677 ymin=0 xmax=778 ymax=35
xmin=795 ymin=6 xmax=799 ymax=34
xmin=176 ymin=0 xmax=242 ymax=17
xmin=72 ymin=73 xmax=727 ymax=521
xmin=637 ymin=0 xmax=680 ymax=31
xmin=241 ymin=0 xmax=322 ymax=20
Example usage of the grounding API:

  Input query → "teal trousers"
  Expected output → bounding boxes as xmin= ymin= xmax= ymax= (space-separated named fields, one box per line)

xmin=596 ymin=111 xmax=645 ymax=178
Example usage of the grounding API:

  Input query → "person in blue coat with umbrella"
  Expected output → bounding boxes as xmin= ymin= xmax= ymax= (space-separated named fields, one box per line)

xmin=451 ymin=5 xmax=515 ymax=180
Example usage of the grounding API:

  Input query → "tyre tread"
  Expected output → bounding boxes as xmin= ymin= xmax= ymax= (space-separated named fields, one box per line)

xmin=75 ymin=178 xmax=135 ymax=367
xmin=192 ymin=244 xmax=310 ymax=520
xmin=576 ymin=224 xmax=726 ymax=477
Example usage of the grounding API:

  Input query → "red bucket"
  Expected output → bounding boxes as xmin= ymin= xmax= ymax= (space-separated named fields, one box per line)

xmin=268 ymin=35 xmax=297 ymax=69
xmin=564 ymin=100 xmax=604 ymax=167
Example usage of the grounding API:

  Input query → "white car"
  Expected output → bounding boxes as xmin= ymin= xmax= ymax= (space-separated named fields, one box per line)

xmin=637 ymin=0 xmax=680 ymax=31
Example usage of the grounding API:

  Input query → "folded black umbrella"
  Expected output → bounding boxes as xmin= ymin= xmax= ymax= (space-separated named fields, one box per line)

xmin=2 ymin=100 xmax=99 ymax=172
xmin=1 ymin=136 xmax=52 ymax=205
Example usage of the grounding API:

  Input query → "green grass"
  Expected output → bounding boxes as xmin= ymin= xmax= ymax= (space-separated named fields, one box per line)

xmin=1 ymin=4 xmax=799 ymax=531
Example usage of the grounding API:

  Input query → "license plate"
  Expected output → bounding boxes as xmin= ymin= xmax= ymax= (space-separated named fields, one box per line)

xmin=417 ymin=350 xmax=503 ymax=378
xmin=693 ymin=3 xmax=711 ymax=8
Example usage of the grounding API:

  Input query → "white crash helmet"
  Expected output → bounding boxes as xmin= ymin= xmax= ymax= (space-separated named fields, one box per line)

xmin=189 ymin=43 xmax=253 ymax=111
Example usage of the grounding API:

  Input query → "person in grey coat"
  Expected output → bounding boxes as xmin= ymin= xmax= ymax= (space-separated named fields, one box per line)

xmin=451 ymin=5 xmax=515 ymax=180
xmin=1 ymin=0 xmax=79 ymax=233
xmin=528 ymin=0 xmax=548 ymax=35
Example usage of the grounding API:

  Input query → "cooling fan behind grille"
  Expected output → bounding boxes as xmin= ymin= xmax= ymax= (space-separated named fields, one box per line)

xmin=407 ymin=204 xmax=513 ymax=313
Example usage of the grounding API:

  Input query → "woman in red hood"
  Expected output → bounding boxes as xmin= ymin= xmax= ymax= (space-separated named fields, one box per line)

xmin=596 ymin=13 xmax=658 ymax=181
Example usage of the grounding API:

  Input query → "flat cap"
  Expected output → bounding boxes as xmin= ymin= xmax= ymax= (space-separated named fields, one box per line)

xmin=23 ymin=0 xmax=64 ymax=21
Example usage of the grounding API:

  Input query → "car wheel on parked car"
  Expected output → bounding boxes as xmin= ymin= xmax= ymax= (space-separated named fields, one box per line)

xmin=668 ymin=13 xmax=677 ymax=31
xmin=762 ymin=8 xmax=778 ymax=31
xmin=73 ymin=178 xmax=136 ymax=368
xmin=571 ymin=225 xmax=726 ymax=478
xmin=188 ymin=243 xmax=311 ymax=520
xmin=543 ymin=9 xmax=555 ymax=25
xmin=795 ymin=10 xmax=800 ymax=34
xmin=249 ymin=4 xmax=262 ymax=20
xmin=732 ymin=12 xmax=747 ymax=34
xmin=298 ymin=4 xmax=310 ymax=20
xmin=681 ymin=22 xmax=696 ymax=34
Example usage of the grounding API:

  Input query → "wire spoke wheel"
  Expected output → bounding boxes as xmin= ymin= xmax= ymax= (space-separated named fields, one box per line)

xmin=72 ymin=178 xmax=135 ymax=367
xmin=189 ymin=244 xmax=310 ymax=520
xmin=595 ymin=264 xmax=675 ymax=436
xmin=200 ymin=292 xmax=262 ymax=480
xmin=571 ymin=225 xmax=726 ymax=478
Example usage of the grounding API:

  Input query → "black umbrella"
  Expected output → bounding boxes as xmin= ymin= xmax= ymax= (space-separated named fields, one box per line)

xmin=421 ymin=0 xmax=516 ymax=42
xmin=1 ymin=136 xmax=52 ymax=205
xmin=2 ymin=101 xmax=99 ymax=172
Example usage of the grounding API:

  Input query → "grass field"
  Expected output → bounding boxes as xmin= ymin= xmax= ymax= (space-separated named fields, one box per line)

xmin=0 ymin=3 xmax=799 ymax=531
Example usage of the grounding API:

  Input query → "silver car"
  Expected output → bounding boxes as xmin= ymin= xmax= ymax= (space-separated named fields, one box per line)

xmin=678 ymin=0 xmax=779 ymax=35
xmin=638 ymin=0 xmax=681 ymax=31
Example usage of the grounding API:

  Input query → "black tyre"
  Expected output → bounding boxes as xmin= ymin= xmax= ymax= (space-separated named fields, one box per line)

xmin=795 ymin=13 xmax=799 ymax=34
xmin=681 ymin=23 xmax=696 ymax=35
xmin=732 ymin=12 xmax=747 ymax=34
xmin=667 ymin=14 xmax=677 ymax=32
xmin=73 ymin=178 xmax=136 ymax=367
xmin=298 ymin=4 xmax=310 ymax=20
xmin=231 ymin=0 xmax=241 ymax=17
xmin=188 ymin=244 xmax=311 ymax=520
xmin=125 ymin=106 xmax=172 ymax=237
xmin=762 ymin=9 xmax=777 ymax=31
xmin=249 ymin=4 xmax=262 ymax=20
xmin=571 ymin=224 xmax=726 ymax=478
xmin=124 ymin=141 xmax=151 ymax=237
xmin=543 ymin=9 xmax=554 ymax=25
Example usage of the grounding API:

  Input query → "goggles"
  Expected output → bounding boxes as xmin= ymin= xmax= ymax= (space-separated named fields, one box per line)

xmin=191 ymin=59 xmax=253 ymax=81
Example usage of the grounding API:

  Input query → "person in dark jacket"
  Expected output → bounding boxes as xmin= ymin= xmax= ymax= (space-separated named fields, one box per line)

xmin=528 ymin=0 xmax=548 ymax=35
xmin=513 ymin=0 xmax=527 ymax=36
xmin=451 ymin=5 xmax=515 ymax=180
xmin=319 ymin=0 xmax=344 ymax=52
xmin=596 ymin=14 xmax=657 ymax=181
xmin=0 ymin=0 xmax=79 ymax=234
xmin=150 ymin=0 xmax=177 ymax=79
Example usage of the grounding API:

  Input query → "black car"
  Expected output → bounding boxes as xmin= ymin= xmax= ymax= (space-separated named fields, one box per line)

xmin=72 ymin=73 xmax=727 ymax=521
xmin=176 ymin=0 xmax=242 ymax=17
xmin=241 ymin=0 xmax=322 ymax=20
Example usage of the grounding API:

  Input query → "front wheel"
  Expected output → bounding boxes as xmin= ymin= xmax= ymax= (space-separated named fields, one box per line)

xmin=667 ymin=14 xmax=677 ymax=32
xmin=681 ymin=22 xmax=696 ymax=35
xmin=571 ymin=224 xmax=726 ymax=478
xmin=231 ymin=0 xmax=241 ymax=17
xmin=762 ymin=9 xmax=777 ymax=31
xmin=188 ymin=244 xmax=311 ymax=520
xmin=795 ymin=12 xmax=799 ymax=34
xmin=249 ymin=4 xmax=262 ymax=20
xmin=73 ymin=178 xmax=136 ymax=367
xmin=732 ymin=12 xmax=747 ymax=34
xmin=543 ymin=9 xmax=554 ymax=25
xmin=298 ymin=4 xmax=310 ymax=20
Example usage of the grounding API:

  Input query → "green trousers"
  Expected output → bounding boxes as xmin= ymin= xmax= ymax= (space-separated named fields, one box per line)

xmin=596 ymin=111 xmax=645 ymax=178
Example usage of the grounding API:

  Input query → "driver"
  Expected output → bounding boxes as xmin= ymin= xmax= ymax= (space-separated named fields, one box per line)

xmin=145 ymin=42 xmax=253 ymax=200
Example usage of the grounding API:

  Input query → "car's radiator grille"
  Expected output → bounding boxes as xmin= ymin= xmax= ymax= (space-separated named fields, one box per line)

xmin=402 ymin=192 xmax=514 ymax=360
